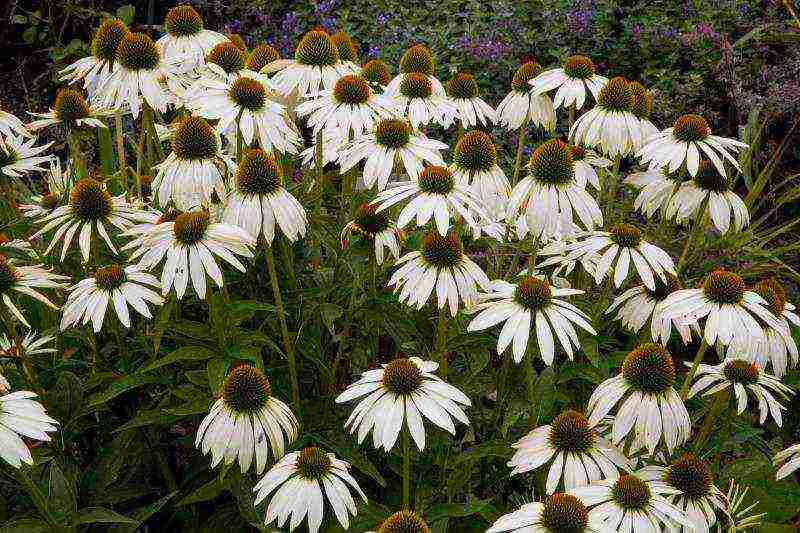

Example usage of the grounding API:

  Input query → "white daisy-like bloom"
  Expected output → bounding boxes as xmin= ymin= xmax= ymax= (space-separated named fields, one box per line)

xmin=359 ymin=59 xmax=392 ymax=89
xmin=152 ymin=116 xmax=235 ymax=208
xmin=535 ymin=234 xmax=600 ymax=280
xmin=0 ymin=390 xmax=59 ymax=468
xmin=570 ymin=473 xmax=694 ymax=533
xmin=570 ymin=76 xmax=643 ymax=156
xmin=569 ymin=145 xmax=611 ymax=191
xmin=19 ymin=158 xmax=72 ymax=219
xmin=341 ymin=203 xmax=402 ymax=265
xmin=254 ymin=447 xmax=366 ymax=533
xmin=509 ymin=410 xmax=630 ymax=493
xmin=30 ymin=177 xmax=149 ymax=263
xmin=130 ymin=210 xmax=255 ymax=300
xmin=639 ymin=454 xmax=726 ymax=532
xmin=335 ymin=356 xmax=470 ymax=451
xmin=625 ymin=167 xmax=684 ymax=219
xmin=0 ymin=106 xmax=30 ymax=138
xmin=270 ymin=30 xmax=352 ymax=98
xmin=60 ymin=264 xmax=163 ymax=332
xmin=0 ymin=331 xmax=56 ymax=359
xmin=531 ymin=55 xmax=608 ymax=110
xmin=636 ymin=114 xmax=748 ymax=178
xmin=59 ymin=18 xmax=129 ymax=94
xmin=330 ymin=30 xmax=361 ymax=74
xmin=450 ymin=130 xmax=510 ymax=215
xmin=196 ymin=364 xmax=298 ymax=474
xmin=0 ymin=255 xmax=68 ymax=327
xmin=295 ymin=74 xmax=398 ymax=137
xmin=444 ymin=72 xmax=496 ymax=127
xmin=119 ymin=207 xmax=176 ymax=254
xmin=299 ymin=128 xmax=349 ymax=169
xmin=587 ymin=343 xmax=691 ymax=454
xmin=372 ymin=165 xmax=489 ymax=237
xmin=176 ymin=41 xmax=250 ymax=103
xmin=659 ymin=269 xmax=789 ymax=349
xmin=606 ymin=275 xmax=694 ymax=346
xmin=496 ymin=61 xmax=556 ymax=131
xmin=467 ymin=275 xmax=596 ymax=364
xmin=365 ymin=510 xmax=432 ymax=533
xmin=686 ymin=357 xmax=792 ymax=426
xmin=666 ymin=160 xmax=750 ymax=234
xmin=157 ymin=6 xmax=226 ymax=66
xmin=27 ymin=88 xmax=112 ymax=132
xmin=629 ymin=81 xmax=660 ymax=148
xmin=384 ymin=44 xmax=446 ymax=97
xmin=223 ymin=148 xmax=307 ymax=244
xmin=488 ymin=493 xmax=605 ymax=533
xmin=507 ymin=139 xmax=602 ymax=242
xmin=337 ymin=118 xmax=446 ymax=191
xmin=391 ymin=72 xmax=456 ymax=129
xmin=0 ymin=134 xmax=52 ymax=179
xmin=774 ymin=443 xmax=800 ymax=480
xmin=246 ymin=43 xmax=281 ymax=75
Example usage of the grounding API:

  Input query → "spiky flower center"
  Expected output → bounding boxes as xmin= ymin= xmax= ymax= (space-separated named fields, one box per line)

xmin=612 ymin=475 xmax=651 ymax=510
xmin=295 ymin=447 xmax=332 ymax=480
xmin=222 ymin=364 xmax=271 ymax=413
xmin=666 ymin=454 xmax=712 ymax=500
xmin=172 ymin=116 xmax=217 ymax=160
xmin=331 ymin=31 xmax=357 ymax=62
xmin=0 ymin=255 xmax=20 ymax=295
xmin=295 ymin=30 xmax=339 ymax=66
xmin=354 ymin=203 xmax=390 ymax=235
xmin=362 ymin=59 xmax=391 ymax=86
xmin=399 ymin=73 xmax=432 ymax=99
xmin=629 ymin=81 xmax=652 ymax=119
xmin=446 ymin=73 xmax=478 ymax=100
xmin=236 ymin=149 xmax=282 ymax=196
xmin=673 ymin=114 xmax=710 ymax=142
xmin=69 ymin=178 xmax=112 ymax=221
xmin=453 ymin=131 xmax=497 ymax=172
xmin=54 ymin=88 xmax=90 ymax=123
xmin=333 ymin=75 xmax=372 ymax=105
xmin=94 ymin=264 xmax=126 ymax=291
xmin=227 ymin=34 xmax=247 ymax=52
xmin=382 ymin=358 xmax=423 ymax=395
xmin=246 ymin=44 xmax=279 ymax=72
xmin=752 ymin=278 xmax=787 ymax=316
xmin=646 ymin=274 xmax=682 ymax=301
xmin=540 ymin=493 xmax=589 ymax=533
xmin=164 ymin=5 xmax=203 ymax=37
xmin=515 ymin=276 xmax=553 ymax=311
xmin=609 ymin=223 xmax=642 ymax=248
xmin=229 ymin=77 xmax=266 ymax=111
xmin=548 ymin=410 xmax=595 ymax=454
xmin=116 ymin=33 xmax=160 ymax=71
xmin=375 ymin=118 xmax=411 ymax=149
xmin=703 ymin=270 xmax=745 ymax=305
xmin=512 ymin=61 xmax=542 ymax=93
xmin=418 ymin=165 xmax=455 ymax=195
xmin=563 ymin=55 xmax=595 ymax=80
xmin=597 ymin=77 xmax=633 ymax=112
xmin=723 ymin=359 xmax=759 ymax=385
xmin=92 ymin=18 xmax=128 ymax=62
xmin=529 ymin=139 xmax=575 ymax=185
xmin=421 ymin=231 xmax=462 ymax=268
xmin=207 ymin=42 xmax=245 ymax=73
xmin=379 ymin=510 xmax=431 ymax=533
xmin=692 ymin=161 xmax=729 ymax=193
xmin=40 ymin=193 xmax=61 ymax=211
xmin=622 ymin=343 xmax=676 ymax=393
xmin=400 ymin=45 xmax=434 ymax=75
xmin=173 ymin=211 xmax=210 ymax=245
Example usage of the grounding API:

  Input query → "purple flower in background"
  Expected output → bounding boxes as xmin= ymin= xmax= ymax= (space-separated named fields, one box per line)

xmin=367 ymin=45 xmax=380 ymax=59
xmin=376 ymin=13 xmax=391 ymax=26
xmin=632 ymin=24 xmax=643 ymax=43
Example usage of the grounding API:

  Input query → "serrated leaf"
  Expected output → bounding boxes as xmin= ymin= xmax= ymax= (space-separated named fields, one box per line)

xmin=47 ymin=462 xmax=76 ymax=522
xmin=72 ymin=507 xmax=137 ymax=526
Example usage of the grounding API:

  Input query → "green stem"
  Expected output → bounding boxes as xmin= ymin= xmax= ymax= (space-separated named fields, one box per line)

xmin=402 ymin=427 xmax=411 ymax=509
xmin=568 ymin=105 xmax=575 ymax=129
xmin=680 ymin=338 xmax=708 ymax=400
xmin=114 ymin=111 xmax=129 ymax=197
xmin=511 ymin=117 xmax=530 ymax=187
xmin=603 ymin=156 xmax=621 ymax=221
xmin=142 ymin=104 xmax=164 ymax=162
xmin=235 ymin=114 xmax=244 ymax=163
xmin=693 ymin=390 xmax=728 ymax=453
xmin=68 ymin=129 xmax=87 ymax=178
xmin=435 ymin=306 xmax=449 ymax=377
xmin=265 ymin=244 xmax=300 ymax=407
xmin=676 ymin=200 xmax=709 ymax=274
xmin=314 ymin=130 xmax=324 ymax=216
xmin=524 ymin=349 xmax=537 ymax=428
xmin=134 ymin=118 xmax=146 ymax=200
xmin=494 ymin=354 xmax=511 ymax=423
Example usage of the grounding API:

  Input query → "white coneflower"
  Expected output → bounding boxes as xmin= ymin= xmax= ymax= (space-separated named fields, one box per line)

xmin=246 ymin=43 xmax=281 ymax=74
xmin=391 ymin=72 xmax=456 ymax=129
xmin=563 ymin=223 xmax=676 ymax=291
xmin=629 ymin=81 xmax=659 ymax=148
xmin=716 ymin=480 xmax=765 ymax=531
xmin=0 ymin=238 xmax=34 ymax=259
xmin=0 ymin=255 xmax=68 ymax=326
xmin=450 ymin=130 xmax=509 ymax=213
xmin=193 ymin=40 xmax=249 ymax=84
xmin=299 ymin=128 xmax=349 ymax=169
xmin=27 ymin=88 xmax=112 ymax=132
xmin=535 ymin=236 xmax=600 ymax=280
xmin=0 ymin=391 xmax=59 ymax=468
xmin=295 ymin=74 xmax=397 ymax=136
xmin=157 ymin=5 xmax=226 ymax=66
xmin=331 ymin=31 xmax=360 ymax=73
xmin=0 ymin=106 xmax=29 ymax=138
xmin=488 ymin=493 xmax=604 ymax=533
xmin=625 ymin=166 xmax=684 ymax=219
xmin=254 ymin=447 xmax=366 ymax=533
xmin=59 ymin=18 xmax=129 ymax=93
xmin=0 ymin=134 xmax=52 ymax=179
xmin=509 ymin=410 xmax=629 ymax=493
xmin=372 ymin=165 xmax=488 ymax=236
xmin=341 ymin=203 xmax=402 ymax=265
xmin=337 ymin=118 xmax=446 ymax=191
xmin=360 ymin=59 xmax=392 ymax=89
xmin=152 ymin=116 xmax=234 ymax=208
xmin=467 ymin=275 xmax=595 ymax=364
xmin=335 ymin=356 xmax=470 ymax=451
xmin=587 ymin=343 xmax=691 ymax=454
xmin=196 ymin=364 xmax=298 ymax=474
xmin=496 ymin=61 xmax=556 ymax=131
xmin=19 ymin=158 xmax=72 ymax=219
xmin=223 ymin=148 xmax=307 ymax=244
xmin=531 ymin=55 xmax=607 ymax=110
xmin=686 ymin=358 xmax=791 ymax=426
xmin=666 ymin=160 xmax=749 ymax=234
xmin=385 ymin=44 xmax=446 ymax=97
xmin=507 ymin=139 xmax=602 ymax=241
xmin=270 ymin=30 xmax=350 ymax=98
xmin=569 ymin=144 xmax=611 ymax=191
xmin=445 ymin=72 xmax=496 ymax=127
xmin=131 ymin=210 xmax=255 ymax=300
xmin=0 ymin=330 xmax=56 ymax=359
xmin=366 ymin=510 xmax=431 ymax=533
xmin=636 ymin=114 xmax=748 ymax=178
xmin=570 ymin=76 xmax=642 ymax=156
xmin=774 ymin=443 xmax=800 ymax=480
xmin=60 ymin=264 xmax=163 ymax=332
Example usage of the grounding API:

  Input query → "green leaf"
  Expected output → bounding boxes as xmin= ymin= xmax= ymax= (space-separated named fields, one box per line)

xmin=72 ymin=507 xmax=138 ymax=526
xmin=22 ymin=27 xmax=37 ymax=44
xmin=224 ymin=300 xmax=274 ymax=324
xmin=141 ymin=345 xmax=216 ymax=373
xmin=425 ymin=499 xmax=491 ymax=523
xmin=46 ymin=371 xmax=83 ymax=422
xmin=111 ymin=491 xmax=177 ymax=532
xmin=116 ymin=5 xmax=135 ymax=25
xmin=207 ymin=357 xmax=230 ymax=393
xmin=113 ymin=398 xmax=209 ymax=432
xmin=82 ymin=374 xmax=161 ymax=411
xmin=0 ymin=519 xmax=51 ymax=533
xmin=451 ymin=441 xmax=512 ymax=466
xmin=319 ymin=303 xmax=343 ymax=333
xmin=47 ymin=463 xmax=77 ymax=520
xmin=176 ymin=477 xmax=230 ymax=507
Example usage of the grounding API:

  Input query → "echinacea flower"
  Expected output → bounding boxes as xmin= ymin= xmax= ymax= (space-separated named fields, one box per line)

xmin=330 ymin=30 xmax=360 ymax=72
xmin=625 ymin=166 xmax=684 ymax=219
xmin=717 ymin=480 xmax=764 ymax=531
xmin=253 ymin=447 xmax=366 ymax=533
xmin=196 ymin=364 xmax=298 ymax=474
xmin=0 ymin=134 xmax=52 ymax=179
xmin=197 ymin=41 xmax=248 ymax=83
xmin=366 ymin=510 xmax=431 ymax=533
xmin=59 ymin=18 xmax=129 ymax=93
xmin=299 ymin=128 xmax=349 ymax=169
xmin=246 ymin=43 xmax=280 ymax=73
xmin=445 ymin=72 xmax=496 ymax=127
xmin=341 ymin=203 xmax=402 ymax=264
xmin=531 ymin=55 xmax=607 ymax=110
xmin=629 ymin=81 xmax=659 ymax=148
xmin=489 ymin=493 xmax=607 ymax=533
xmin=0 ymin=254 xmax=68 ymax=326
xmin=569 ymin=144 xmax=611 ymax=191
xmin=335 ymin=356 xmax=470 ymax=451
xmin=27 ymin=88 xmax=112 ymax=132
xmin=0 ymin=330 xmax=56 ymax=359
xmin=0 ymin=390 xmax=59 ymax=468
xmin=467 ymin=275 xmax=595 ymax=364
xmin=391 ymin=72 xmax=456 ymax=129
xmin=570 ymin=77 xmax=642 ymax=157
xmin=157 ymin=5 xmax=226 ymax=66
xmin=0 ymin=106 xmax=30 ymax=138
xmin=360 ymin=59 xmax=391 ymax=89
xmin=774 ymin=443 xmax=800 ymax=480
xmin=587 ymin=343 xmax=691 ymax=454
xmin=450 ymin=130 xmax=509 ymax=213
xmin=496 ymin=61 xmax=556 ymax=131
xmin=270 ymin=30 xmax=350 ymax=98
xmin=385 ymin=44 xmax=446 ymax=97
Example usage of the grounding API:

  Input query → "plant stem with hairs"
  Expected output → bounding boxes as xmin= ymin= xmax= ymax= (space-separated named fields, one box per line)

xmin=68 ymin=129 xmax=87 ymax=178
xmin=265 ymin=244 xmax=300 ymax=407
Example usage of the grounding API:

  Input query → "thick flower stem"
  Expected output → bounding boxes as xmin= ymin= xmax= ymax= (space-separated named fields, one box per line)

xmin=680 ymin=338 xmax=708 ymax=400
xmin=568 ymin=105 xmax=576 ymax=129
xmin=142 ymin=104 xmax=164 ymax=163
xmin=603 ymin=156 xmax=622 ymax=221
xmin=494 ymin=354 xmax=511 ymax=423
xmin=677 ymin=200 xmax=709 ymax=274
xmin=265 ymin=244 xmax=300 ymax=407
xmin=235 ymin=115 xmax=244 ymax=163
xmin=68 ymin=129 xmax=87 ymax=179
xmin=114 ymin=111 xmax=129 ymax=196
xmin=511 ymin=117 xmax=530 ymax=187
xmin=402 ymin=426 xmax=412 ymax=509
xmin=435 ymin=306 xmax=449 ymax=377
xmin=314 ymin=130 xmax=324 ymax=216
xmin=693 ymin=390 xmax=728 ymax=453
xmin=524 ymin=351 xmax=537 ymax=428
